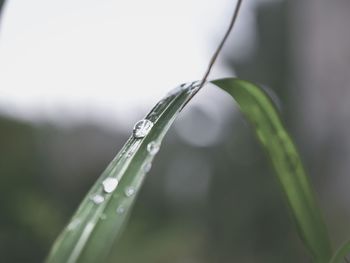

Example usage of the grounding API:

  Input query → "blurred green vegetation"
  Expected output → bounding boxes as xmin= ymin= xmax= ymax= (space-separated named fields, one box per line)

xmin=0 ymin=0 xmax=347 ymax=262
xmin=0 ymin=0 xmax=5 ymax=14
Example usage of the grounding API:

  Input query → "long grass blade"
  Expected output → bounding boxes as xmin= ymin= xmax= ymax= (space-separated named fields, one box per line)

xmin=330 ymin=241 xmax=350 ymax=263
xmin=211 ymin=78 xmax=332 ymax=263
xmin=47 ymin=77 xmax=332 ymax=263
xmin=46 ymin=82 xmax=200 ymax=263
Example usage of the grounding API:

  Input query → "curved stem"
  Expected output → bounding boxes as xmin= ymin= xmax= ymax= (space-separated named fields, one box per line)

xmin=182 ymin=0 xmax=243 ymax=108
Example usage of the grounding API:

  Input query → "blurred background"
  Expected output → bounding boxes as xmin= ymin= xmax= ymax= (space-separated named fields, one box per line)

xmin=1 ymin=0 xmax=350 ymax=262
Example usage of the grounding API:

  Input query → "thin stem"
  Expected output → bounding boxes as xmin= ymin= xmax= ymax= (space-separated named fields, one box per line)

xmin=183 ymin=0 xmax=243 ymax=107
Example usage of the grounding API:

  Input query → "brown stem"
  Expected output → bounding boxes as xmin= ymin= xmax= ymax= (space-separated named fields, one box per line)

xmin=182 ymin=0 xmax=243 ymax=108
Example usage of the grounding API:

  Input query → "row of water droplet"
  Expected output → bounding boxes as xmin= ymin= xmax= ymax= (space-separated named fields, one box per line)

xmin=67 ymin=81 xmax=195 ymax=230
xmin=89 ymin=139 xmax=160 ymax=213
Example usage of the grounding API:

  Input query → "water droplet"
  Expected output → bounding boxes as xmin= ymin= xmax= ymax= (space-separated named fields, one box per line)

xmin=147 ymin=141 xmax=160 ymax=155
xmin=116 ymin=206 xmax=125 ymax=214
xmin=100 ymin=214 xmax=107 ymax=220
xmin=126 ymin=144 xmax=138 ymax=157
xmin=102 ymin=178 xmax=119 ymax=193
xmin=124 ymin=187 xmax=135 ymax=197
xmin=67 ymin=219 xmax=81 ymax=231
xmin=143 ymin=162 xmax=152 ymax=173
xmin=126 ymin=152 xmax=132 ymax=157
xmin=91 ymin=194 xmax=104 ymax=204
xmin=133 ymin=119 xmax=154 ymax=139
xmin=166 ymin=85 xmax=183 ymax=97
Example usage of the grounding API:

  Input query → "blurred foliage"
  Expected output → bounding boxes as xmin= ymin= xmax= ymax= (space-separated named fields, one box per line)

xmin=228 ymin=1 xmax=291 ymax=113
xmin=0 ymin=0 xmax=5 ymax=13
xmin=0 ymin=0 xmax=5 ymax=23
xmin=0 ymin=0 xmax=341 ymax=262
xmin=0 ymin=117 xmax=127 ymax=262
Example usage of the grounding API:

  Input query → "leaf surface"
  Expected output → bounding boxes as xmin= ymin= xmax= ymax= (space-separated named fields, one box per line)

xmin=46 ymin=82 xmax=200 ymax=263
xmin=212 ymin=78 xmax=332 ymax=263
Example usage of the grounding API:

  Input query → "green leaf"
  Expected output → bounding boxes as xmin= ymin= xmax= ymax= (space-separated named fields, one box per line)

xmin=45 ymin=82 xmax=200 ymax=263
xmin=329 ymin=241 xmax=350 ymax=263
xmin=211 ymin=78 xmax=332 ymax=263
xmin=47 ymin=77 xmax=332 ymax=263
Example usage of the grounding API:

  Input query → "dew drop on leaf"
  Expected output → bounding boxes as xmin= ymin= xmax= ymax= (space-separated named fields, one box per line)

xmin=147 ymin=141 xmax=160 ymax=155
xmin=102 ymin=178 xmax=119 ymax=193
xmin=67 ymin=219 xmax=81 ymax=231
xmin=116 ymin=206 xmax=125 ymax=214
xmin=166 ymin=84 xmax=184 ymax=97
xmin=143 ymin=162 xmax=152 ymax=173
xmin=133 ymin=119 xmax=154 ymax=139
xmin=126 ymin=143 xmax=138 ymax=157
xmin=124 ymin=187 xmax=135 ymax=197
xmin=91 ymin=194 xmax=105 ymax=204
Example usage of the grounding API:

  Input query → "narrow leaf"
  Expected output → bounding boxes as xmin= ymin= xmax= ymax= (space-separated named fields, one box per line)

xmin=46 ymin=82 xmax=200 ymax=263
xmin=211 ymin=78 xmax=332 ymax=263
xmin=330 ymin=241 xmax=350 ymax=263
xmin=47 ymin=77 xmax=332 ymax=263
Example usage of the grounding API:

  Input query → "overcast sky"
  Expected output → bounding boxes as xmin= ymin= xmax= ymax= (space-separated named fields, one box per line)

xmin=0 ymin=0 xmax=258 ymax=129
